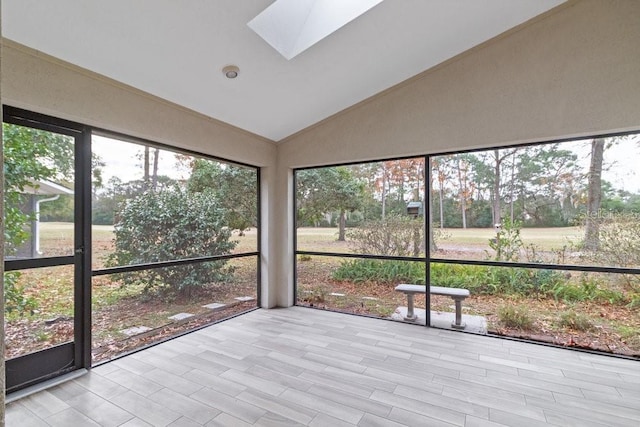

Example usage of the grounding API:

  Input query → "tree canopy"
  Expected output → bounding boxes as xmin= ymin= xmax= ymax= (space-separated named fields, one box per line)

xmin=3 ymin=123 xmax=75 ymax=255
xmin=187 ymin=159 xmax=257 ymax=234
xmin=296 ymin=167 xmax=364 ymax=240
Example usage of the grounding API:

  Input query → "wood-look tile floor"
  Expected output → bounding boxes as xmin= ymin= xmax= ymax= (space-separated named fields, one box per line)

xmin=6 ymin=307 xmax=640 ymax=426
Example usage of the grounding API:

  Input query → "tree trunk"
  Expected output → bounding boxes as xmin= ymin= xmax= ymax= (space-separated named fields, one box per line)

xmin=428 ymin=161 xmax=437 ymax=252
xmin=413 ymin=221 xmax=421 ymax=257
xmin=143 ymin=146 xmax=150 ymax=189
xmin=456 ymin=159 xmax=467 ymax=229
xmin=381 ymin=173 xmax=387 ymax=220
xmin=438 ymin=186 xmax=444 ymax=229
xmin=493 ymin=149 xmax=502 ymax=227
xmin=151 ymin=148 xmax=160 ymax=191
xmin=433 ymin=158 xmax=445 ymax=228
xmin=584 ymin=138 xmax=605 ymax=251
xmin=510 ymin=151 xmax=516 ymax=223
xmin=456 ymin=158 xmax=467 ymax=229
xmin=338 ymin=209 xmax=346 ymax=241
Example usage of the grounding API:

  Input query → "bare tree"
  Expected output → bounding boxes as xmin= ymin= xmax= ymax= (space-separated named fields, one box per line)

xmin=488 ymin=149 xmax=517 ymax=227
xmin=151 ymin=148 xmax=160 ymax=191
xmin=431 ymin=158 xmax=448 ymax=228
xmin=143 ymin=146 xmax=150 ymax=186
xmin=492 ymin=149 xmax=502 ymax=227
xmin=455 ymin=156 xmax=470 ymax=229
xmin=584 ymin=138 xmax=605 ymax=250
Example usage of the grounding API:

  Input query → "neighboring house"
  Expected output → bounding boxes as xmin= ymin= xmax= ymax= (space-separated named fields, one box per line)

xmin=14 ymin=180 xmax=74 ymax=259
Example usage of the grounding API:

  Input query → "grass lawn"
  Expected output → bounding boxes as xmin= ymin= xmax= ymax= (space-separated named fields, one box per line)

xmin=443 ymin=226 xmax=583 ymax=250
xmin=298 ymin=226 xmax=584 ymax=249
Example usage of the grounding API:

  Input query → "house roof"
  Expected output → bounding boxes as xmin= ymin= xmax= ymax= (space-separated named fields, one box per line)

xmin=22 ymin=180 xmax=74 ymax=196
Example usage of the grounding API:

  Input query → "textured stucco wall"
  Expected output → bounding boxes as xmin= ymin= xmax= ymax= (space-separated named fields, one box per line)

xmin=1 ymin=41 xmax=276 ymax=167
xmin=0 ymin=0 xmax=5 ymax=421
xmin=279 ymin=0 xmax=640 ymax=167
xmin=275 ymin=0 xmax=640 ymax=306
xmin=0 ymin=41 xmax=279 ymax=313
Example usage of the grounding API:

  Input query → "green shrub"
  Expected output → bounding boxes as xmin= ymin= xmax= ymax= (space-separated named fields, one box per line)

xmin=430 ymin=263 xmax=565 ymax=297
xmin=498 ymin=305 xmax=533 ymax=330
xmin=346 ymin=215 xmax=423 ymax=257
xmin=551 ymin=283 xmax=587 ymax=302
xmin=488 ymin=218 xmax=523 ymax=262
xmin=551 ymin=275 xmax=626 ymax=304
xmin=579 ymin=213 xmax=640 ymax=293
xmin=333 ymin=259 xmax=424 ymax=284
xmin=108 ymin=187 xmax=237 ymax=296
xmin=430 ymin=263 xmax=487 ymax=292
xmin=4 ymin=271 xmax=37 ymax=316
xmin=483 ymin=266 xmax=563 ymax=297
xmin=558 ymin=310 xmax=593 ymax=331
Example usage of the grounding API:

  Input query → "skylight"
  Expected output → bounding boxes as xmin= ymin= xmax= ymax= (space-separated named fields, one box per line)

xmin=248 ymin=0 xmax=384 ymax=60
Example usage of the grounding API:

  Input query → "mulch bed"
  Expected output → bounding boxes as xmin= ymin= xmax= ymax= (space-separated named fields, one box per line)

xmin=5 ymin=279 xmax=258 ymax=362
xmin=296 ymin=259 xmax=640 ymax=359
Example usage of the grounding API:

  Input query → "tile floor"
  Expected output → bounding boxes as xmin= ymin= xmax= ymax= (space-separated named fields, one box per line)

xmin=6 ymin=307 xmax=640 ymax=426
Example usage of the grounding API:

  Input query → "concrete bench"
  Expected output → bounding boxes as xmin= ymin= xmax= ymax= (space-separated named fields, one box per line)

xmin=395 ymin=283 xmax=470 ymax=329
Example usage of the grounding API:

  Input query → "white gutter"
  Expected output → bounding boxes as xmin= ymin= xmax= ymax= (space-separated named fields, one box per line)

xmin=34 ymin=195 xmax=61 ymax=255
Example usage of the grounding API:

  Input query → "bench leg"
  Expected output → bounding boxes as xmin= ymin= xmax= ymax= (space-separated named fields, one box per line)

xmin=451 ymin=299 xmax=466 ymax=329
xmin=404 ymin=294 xmax=417 ymax=321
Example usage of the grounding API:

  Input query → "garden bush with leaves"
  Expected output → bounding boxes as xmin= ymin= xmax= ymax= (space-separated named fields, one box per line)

xmin=484 ymin=266 xmax=564 ymax=297
xmin=346 ymin=215 xmax=424 ymax=257
xmin=107 ymin=187 xmax=237 ymax=296
xmin=333 ymin=259 xmax=424 ymax=284
xmin=488 ymin=218 xmax=524 ymax=262
xmin=3 ymin=272 xmax=37 ymax=316
xmin=580 ymin=213 xmax=640 ymax=293
xmin=550 ymin=274 xmax=627 ymax=304
xmin=187 ymin=159 xmax=257 ymax=235
xmin=431 ymin=263 xmax=487 ymax=292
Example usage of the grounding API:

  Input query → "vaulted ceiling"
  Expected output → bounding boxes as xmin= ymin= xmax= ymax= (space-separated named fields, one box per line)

xmin=2 ymin=0 xmax=565 ymax=141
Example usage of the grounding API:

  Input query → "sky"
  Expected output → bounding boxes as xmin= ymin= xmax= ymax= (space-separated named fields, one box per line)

xmin=92 ymin=133 xmax=640 ymax=194
xmin=572 ymin=134 xmax=640 ymax=193
xmin=92 ymin=135 xmax=189 ymax=186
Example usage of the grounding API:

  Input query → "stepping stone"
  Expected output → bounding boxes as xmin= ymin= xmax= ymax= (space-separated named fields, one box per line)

xmin=329 ymin=293 xmax=345 ymax=297
xmin=234 ymin=296 xmax=254 ymax=302
xmin=168 ymin=312 xmax=194 ymax=321
xmin=121 ymin=326 xmax=151 ymax=336
xmin=202 ymin=303 xmax=227 ymax=310
xmin=362 ymin=296 xmax=378 ymax=301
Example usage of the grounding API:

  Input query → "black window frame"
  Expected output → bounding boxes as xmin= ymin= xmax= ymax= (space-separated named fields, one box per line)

xmin=293 ymin=130 xmax=640 ymax=352
xmin=3 ymin=105 xmax=262 ymax=392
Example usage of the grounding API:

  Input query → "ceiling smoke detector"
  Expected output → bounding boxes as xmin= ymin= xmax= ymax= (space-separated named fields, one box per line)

xmin=222 ymin=65 xmax=239 ymax=79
